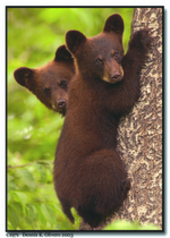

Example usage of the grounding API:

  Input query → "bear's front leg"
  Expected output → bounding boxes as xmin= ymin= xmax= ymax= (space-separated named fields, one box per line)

xmin=127 ymin=29 xmax=152 ymax=66
xmin=112 ymin=29 xmax=152 ymax=115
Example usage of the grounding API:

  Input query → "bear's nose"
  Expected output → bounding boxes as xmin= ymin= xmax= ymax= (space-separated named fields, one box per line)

xmin=57 ymin=99 xmax=66 ymax=109
xmin=111 ymin=72 xmax=121 ymax=81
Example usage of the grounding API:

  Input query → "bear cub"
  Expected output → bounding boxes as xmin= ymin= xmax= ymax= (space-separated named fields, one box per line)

xmin=14 ymin=45 xmax=75 ymax=116
xmin=54 ymin=14 xmax=152 ymax=228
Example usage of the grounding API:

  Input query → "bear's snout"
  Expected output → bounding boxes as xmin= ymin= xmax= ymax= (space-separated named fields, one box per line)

xmin=111 ymin=71 xmax=121 ymax=82
xmin=57 ymin=98 xmax=66 ymax=109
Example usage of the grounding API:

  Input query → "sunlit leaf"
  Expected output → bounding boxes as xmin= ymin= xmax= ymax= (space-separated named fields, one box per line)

xmin=17 ymin=168 xmax=36 ymax=192
xmin=8 ymin=202 xmax=22 ymax=229
xmin=104 ymin=220 xmax=160 ymax=230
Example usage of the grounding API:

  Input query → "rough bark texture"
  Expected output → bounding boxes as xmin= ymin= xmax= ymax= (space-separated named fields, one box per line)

xmin=114 ymin=8 xmax=162 ymax=228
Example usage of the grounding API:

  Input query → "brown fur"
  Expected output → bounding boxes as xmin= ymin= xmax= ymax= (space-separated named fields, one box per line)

xmin=54 ymin=14 xmax=152 ymax=228
xmin=13 ymin=45 xmax=75 ymax=116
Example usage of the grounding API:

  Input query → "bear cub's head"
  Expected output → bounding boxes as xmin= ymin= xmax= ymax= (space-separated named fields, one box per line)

xmin=66 ymin=14 xmax=124 ymax=84
xmin=14 ymin=45 xmax=75 ymax=116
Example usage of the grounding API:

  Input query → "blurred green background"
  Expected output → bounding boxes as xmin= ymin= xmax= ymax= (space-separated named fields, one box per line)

xmin=7 ymin=7 xmax=137 ymax=230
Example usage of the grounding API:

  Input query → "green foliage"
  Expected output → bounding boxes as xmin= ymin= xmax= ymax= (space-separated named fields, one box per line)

xmin=8 ymin=162 xmax=81 ymax=230
xmin=7 ymin=7 xmax=139 ymax=230
xmin=104 ymin=220 xmax=161 ymax=230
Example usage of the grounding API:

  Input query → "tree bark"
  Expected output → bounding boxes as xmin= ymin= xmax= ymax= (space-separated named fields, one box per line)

xmin=115 ymin=7 xmax=163 ymax=228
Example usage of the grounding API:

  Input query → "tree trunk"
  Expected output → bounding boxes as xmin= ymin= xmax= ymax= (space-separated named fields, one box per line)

xmin=115 ymin=7 xmax=163 ymax=228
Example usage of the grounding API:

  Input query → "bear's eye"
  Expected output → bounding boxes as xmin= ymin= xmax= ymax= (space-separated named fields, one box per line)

xmin=95 ymin=58 xmax=104 ymax=65
xmin=114 ymin=52 xmax=120 ymax=59
xmin=43 ymin=87 xmax=51 ymax=97
xmin=60 ymin=80 xmax=67 ymax=88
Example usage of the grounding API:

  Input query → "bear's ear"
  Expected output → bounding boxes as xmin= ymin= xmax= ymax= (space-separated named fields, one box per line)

xmin=66 ymin=30 xmax=86 ymax=54
xmin=14 ymin=67 xmax=34 ymax=87
xmin=54 ymin=45 xmax=73 ymax=62
xmin=103 ymin=14 xmax=124 ymax=36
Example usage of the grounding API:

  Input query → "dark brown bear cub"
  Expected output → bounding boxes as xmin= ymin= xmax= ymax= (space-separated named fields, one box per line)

xmin=14 ymin=45 xmax=75 ymax=116
xmin=54 ymin=14 xmax=152 ymax=228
